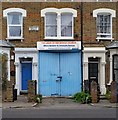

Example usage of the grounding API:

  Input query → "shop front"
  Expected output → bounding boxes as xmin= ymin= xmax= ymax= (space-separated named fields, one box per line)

xmin=37 ymin=41 xmax=82 ymax=97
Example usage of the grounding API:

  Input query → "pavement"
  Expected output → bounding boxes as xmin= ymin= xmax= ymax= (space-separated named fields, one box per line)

xmin=0 ymin=95 xmax=117 ymax=109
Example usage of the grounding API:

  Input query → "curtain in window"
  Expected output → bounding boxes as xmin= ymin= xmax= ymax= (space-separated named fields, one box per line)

xmin=9 ymin=26 xmax=21 ymax=37
xmin=97 ymin=14 xmax=111 ymax=38
xmin=8 ymin=13 xmax=22 ymax=24
xmin=61 ymin=13 xmax=72 ymax=37
xmin=46 ymin=13 xmax=57 ymax=37
xmin=8 ymin=12 xmax=22 ymax=37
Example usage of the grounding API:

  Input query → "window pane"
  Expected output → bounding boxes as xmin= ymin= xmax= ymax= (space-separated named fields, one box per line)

xmin=9 ymin=26 xmax=21 ymax=37
xmin=46 ymin=13 xmax=57 ymax=37
xmin=113 ymin=55 xmax=118 ymax=81
xmin=97 ymin=13 xmax=111 ymax=38
xmin=114 ymin=70 xmax=118 ymax=81
xmin=8 ymin=13 xmax=22 ymax=25
xmin=61 ymin=13 xmax=72 ymax=37
xmin=114 ymin=56 xmax=118 ymax=69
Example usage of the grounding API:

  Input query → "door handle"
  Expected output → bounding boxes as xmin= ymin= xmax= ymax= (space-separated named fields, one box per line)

xmin=56 ymin=79 xmax=62 ymax=82
xmin=57 ymin=76 xmax=62 ymax=79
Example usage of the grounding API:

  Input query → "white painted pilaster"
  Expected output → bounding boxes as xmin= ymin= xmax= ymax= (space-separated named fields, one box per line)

xmin=14 ymin=62 xmax=20 ymax=95
xmin=100 ymin=62 xmax=106 ymax=95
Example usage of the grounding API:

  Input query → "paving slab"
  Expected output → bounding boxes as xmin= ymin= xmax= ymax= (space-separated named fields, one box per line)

xmin=1 ymin=95 xmax=117 ymax=109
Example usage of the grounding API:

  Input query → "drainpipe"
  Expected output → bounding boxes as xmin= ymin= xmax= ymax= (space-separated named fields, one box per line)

xmin=80 ymin=2 xmax=83 ymax=91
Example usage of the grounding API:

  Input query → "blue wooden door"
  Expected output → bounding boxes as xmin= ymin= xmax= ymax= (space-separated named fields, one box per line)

xmin=21 ymin=62 xmax=32 ymax=90
xmin=39 ymin=52 xmax=81 ymax=96
xmin=39 ymin=52 xmax=60 ymax=96
xmin=60 ymin=52 xmax=81 ymax=96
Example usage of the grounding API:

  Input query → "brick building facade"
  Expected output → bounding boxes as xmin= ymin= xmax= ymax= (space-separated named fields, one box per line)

xmin=1 ymin=1 xmax=118 ymax=96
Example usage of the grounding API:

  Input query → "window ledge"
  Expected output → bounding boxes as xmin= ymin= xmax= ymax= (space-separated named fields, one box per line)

xmin=6 ymin=37 xmax=24 ymax=40
xmin=44 ymin=37 xmax=74 ymax=40
xmin=96 ymin=37 xmax=114 ymax=41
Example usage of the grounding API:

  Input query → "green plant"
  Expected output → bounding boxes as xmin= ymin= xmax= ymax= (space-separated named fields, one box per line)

xmin=34 ymin=94 xmax=42 ymax=103
xmin=105 ymin=90 xmax=111 ymax=100
xmin=73 ymin=92 xmax=91 ymax=104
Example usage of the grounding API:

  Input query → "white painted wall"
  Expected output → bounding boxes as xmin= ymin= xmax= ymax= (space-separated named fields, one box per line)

xmin=83 ymin=47 xmax=107 ymax=95
xmin=14 ymin=48 xmax=38 ymax=95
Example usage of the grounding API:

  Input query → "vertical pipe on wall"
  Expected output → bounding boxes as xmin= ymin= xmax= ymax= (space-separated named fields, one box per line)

xmin=80 ymin=2 xmax=83 ymax=91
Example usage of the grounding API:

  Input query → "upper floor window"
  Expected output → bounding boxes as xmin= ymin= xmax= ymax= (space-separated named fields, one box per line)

xmin=41 ymin=8 xmax=77 ymax=39
xmin=3 ymin=8 xmax=26 ymax=40
xmin=93 ymin=8 xmax=116 ymax=41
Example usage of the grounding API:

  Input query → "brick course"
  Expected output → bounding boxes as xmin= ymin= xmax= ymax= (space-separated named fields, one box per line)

xmin=1 ymin=2 xmax=118 ymax=92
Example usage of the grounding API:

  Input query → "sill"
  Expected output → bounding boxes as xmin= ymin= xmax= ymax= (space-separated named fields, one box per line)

xmin=6 ymin=37 xmax=24 ymax=40
xmin=96 ymin=37 xmax=114 ymax=41
xmin=44 ymin=37 xmax=74 ymax=40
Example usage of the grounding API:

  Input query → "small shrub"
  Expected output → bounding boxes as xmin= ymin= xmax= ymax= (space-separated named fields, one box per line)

xmin=34 ymin=94 xmax=42 ymax=103
xmin=73 ymin=92 xmax=91 ymax=104
xmin=105 ymin=90 xmax=111 ymax=100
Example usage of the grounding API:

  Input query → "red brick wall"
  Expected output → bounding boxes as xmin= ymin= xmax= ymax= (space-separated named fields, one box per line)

xmin=2 ymin=2 xmax=82 ymax=47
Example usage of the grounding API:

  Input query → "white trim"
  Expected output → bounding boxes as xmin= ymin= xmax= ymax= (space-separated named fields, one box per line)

xmin=3 ymin=8 xmax=26 ymax=17
xmin=41 ymin=8 xmax=77 ymax=40
xmin=15 ymin=48 xmax=37 ymax=52
xmin=93 ymin=8 xmax=116 ymax=41
xmin=108 ymin=49 xmax=118 ymax=85
xmin=3 ymin=8 xmax=26 ymax=40
xmin=84 ymin=47 xmax=107 ymax=52
xmin=41 ymin=8 xmax=77 ymax=17
xmin=14 ymin=48 xmax=38 ymax=95
xmin=93 ymin=8 xmax=116 ymax=18
xmin=83 ymin=47 xmax=106 ymax=95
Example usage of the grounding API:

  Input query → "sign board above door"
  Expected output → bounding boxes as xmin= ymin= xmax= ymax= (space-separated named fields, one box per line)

xmin=37 ymin=41 xmax=81 ymax=50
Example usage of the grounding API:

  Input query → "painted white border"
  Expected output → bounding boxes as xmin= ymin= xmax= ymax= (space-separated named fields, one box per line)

xmin=41 ymin=8 xmax=77 ymax=40
xmin=41 ymin=8 xmax=77 ymax=17
xmin=83 ymin=47 xmax=107 ymax=95
xmin=3 ymin=8 xmax=26 ymax=40
xmin=93 ymin=8 xmax=116 ymax=17
xmin=93 ymin=8 xmax=116 ymax=41
xmin=14 ymin=48 xmax=38 ymax=95
xmin=3 ymin=8 xmax=27 ymax=17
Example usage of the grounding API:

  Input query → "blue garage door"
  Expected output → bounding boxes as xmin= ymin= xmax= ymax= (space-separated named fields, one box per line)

xmin=39 ymin=52 xmax=81 ymax=96
xmin=21 ymin=62 xmax=32 ymax=90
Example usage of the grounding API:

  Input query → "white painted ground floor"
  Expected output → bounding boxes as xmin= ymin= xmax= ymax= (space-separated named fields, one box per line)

xmin=2 ymin=41 xmax=118 ymax=96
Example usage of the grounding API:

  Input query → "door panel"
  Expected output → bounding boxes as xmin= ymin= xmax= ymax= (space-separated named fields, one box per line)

xmin=88 ymin=63 xmax=98 ymax=83
xmin=21 ymin=63 xmax=32 ymax=90
xmin=60 ymin=52 xmax=81 ymax=96
xmin=39 ymin=52 xmax=81 ymax=96
xmin=39 ymin=52 xmax=59 ymax=96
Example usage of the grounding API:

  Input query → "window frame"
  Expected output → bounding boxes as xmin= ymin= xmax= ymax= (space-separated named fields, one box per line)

xmin=93 ymin=8 xmax=116 ymax=41
xmin=45 ymin=12 xmax=58 ymax=39
xmin=113 ymin=54 xmax=118 ymax=81
xmin=3 ymin=8 xmax=26 ymax=40
xmin=7 ymin=12 xmax=23 ymax=39
xmin=41 ymin=8 xmax=77 ymax=40
xmin=96 ymin=13 xmax=112 ymax=39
